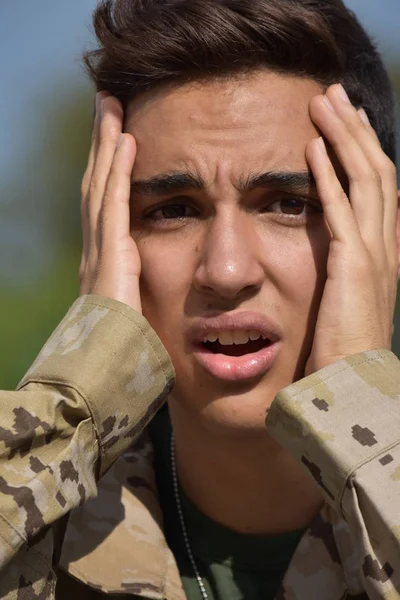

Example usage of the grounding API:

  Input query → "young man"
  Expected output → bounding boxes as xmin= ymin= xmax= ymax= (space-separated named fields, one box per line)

xmin=0 ymin=0 xmax=399 ymax=598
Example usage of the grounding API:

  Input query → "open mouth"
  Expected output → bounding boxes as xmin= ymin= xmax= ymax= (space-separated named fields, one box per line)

xmin=202 ymin=338 xmax=272 ymax=357
xmin=191 ymin=316 xmax=280 ymax=380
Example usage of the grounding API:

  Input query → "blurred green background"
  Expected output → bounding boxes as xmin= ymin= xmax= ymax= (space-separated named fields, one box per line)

xmin=0 ymin=1 xmax=399 ymax=388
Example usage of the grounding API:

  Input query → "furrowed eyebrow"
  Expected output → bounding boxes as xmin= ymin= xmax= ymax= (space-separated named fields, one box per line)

xmin=239 ymin=171 xmax=317 ymax=194
xmin=130 ymin=170 xmax=317 ymax=196
xmin=131 ymin=172 xmax=205 ymax=196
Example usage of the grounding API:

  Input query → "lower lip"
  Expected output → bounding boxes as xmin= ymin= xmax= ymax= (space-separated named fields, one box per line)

xmin=192 ymin=342 xmax=280 ymax=381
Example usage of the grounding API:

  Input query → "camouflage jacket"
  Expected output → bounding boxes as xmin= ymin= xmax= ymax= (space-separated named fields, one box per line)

xmin=0 ymin=295 xmax=399 ymax=600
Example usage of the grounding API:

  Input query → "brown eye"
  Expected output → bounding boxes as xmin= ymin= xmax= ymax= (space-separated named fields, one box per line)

xmin=159 ymin=205 xmax=190 ymax=218
xmin=261 ymin=196 xmax=322 ymax=224
xmin=145 ymin=203 xmax=198 ymax=221
xmin=279 ymin=198 xmax=305 ymax=215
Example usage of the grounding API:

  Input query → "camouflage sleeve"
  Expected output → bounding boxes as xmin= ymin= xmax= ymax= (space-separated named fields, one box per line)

xmin=0 ymin=295 xmax=174 ymax=599
xmin=266 ymin=349 xmax=400 ymax=598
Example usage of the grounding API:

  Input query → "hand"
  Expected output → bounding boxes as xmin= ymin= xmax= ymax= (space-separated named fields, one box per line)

xmin=79 ymin=93 xmax=142 ymax=313
xmin=304 ymin=83 xmax=399 ymax=376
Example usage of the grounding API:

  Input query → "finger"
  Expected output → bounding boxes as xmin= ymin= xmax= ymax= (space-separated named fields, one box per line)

xmin=79 ymin=255 xmax=89 ymax=295
xmin=326 ymin=85 xmax=398 ymax=260
xmin=358 ymin=108 xmax=381 ymax=145
xmin=310 ymin=92 xmax=385 ymax=255
xmin=306 ymin=136 xmax=361 ymax=245
xmin=81 ymin=92 xmax=105 ymax=269
xmin=87 ymin=96 xmax=123 ymax=252
xmin=359 ymin=112 xmax=398 ymax=263
xmin=325 ymin=85 xmax=383 ymax=166
xmin=100 ymin=133 xmax=137 ymax=249
xmin=85 ymin=91 xmax=111 ymax=188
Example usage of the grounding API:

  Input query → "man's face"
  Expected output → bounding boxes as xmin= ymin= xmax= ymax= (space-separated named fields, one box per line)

xmin=126 ymin=71 xmax=330 ymax=436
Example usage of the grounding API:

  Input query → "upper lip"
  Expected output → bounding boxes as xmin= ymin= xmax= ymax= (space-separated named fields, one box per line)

xmin=189 ymin=311 xmax=282 ymax=345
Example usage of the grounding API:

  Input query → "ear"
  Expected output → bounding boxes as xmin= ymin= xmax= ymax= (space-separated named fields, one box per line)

xmin=397 ymin=190 xmax=400 ymax=278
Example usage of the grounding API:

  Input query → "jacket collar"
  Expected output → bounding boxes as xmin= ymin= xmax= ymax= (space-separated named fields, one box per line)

xmin=59 ymin=432 xmax=363 ymax=599
xmin=59 ymin=432 xmax=186 ymax=599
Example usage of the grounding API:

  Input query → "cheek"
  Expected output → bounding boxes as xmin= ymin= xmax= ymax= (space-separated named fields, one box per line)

xmin=268 ymin=224 xmax=330 ymax=317
xmin=136 ymin=236 xmax=197 ymax=323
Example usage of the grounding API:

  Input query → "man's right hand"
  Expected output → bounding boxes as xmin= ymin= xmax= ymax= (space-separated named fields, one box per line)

xmin=79 ymin=92 xmax=142 ymax=314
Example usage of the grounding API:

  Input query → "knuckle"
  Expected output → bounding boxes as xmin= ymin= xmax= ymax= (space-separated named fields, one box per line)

xmin=81 ymin=179 xmax=89 ymax=200
xmin=100 ymin=207 xmax=113 ymax=235
xmin=336 ymin=188 xmax=349 ymax=204
xmin=381 ymin=157 xmax=397 ymax=179
xmin=81 ymin=169 xmax=91 ymax=197
xmin=322 ymin=160 xmax=337 ymax=180
xmin=99 ymin=128 xmax=118 ymax=146
xmin=108 ymin=124 xmax=121 ymax=140
xmin=369 ymin=169 xmax=382 ymax=187
xmin=348 ymin=245 xmax=370 ymax=269
xmin=356 ymin=254 xmax=372 ymax=274
xmin=102 ymin=187 xmax=114 ymax=207
xmin=349 ymin=166 xmax=380 ymax=187
xmin=99 ymin=118 xmax=121 ymax=143
xmin=89 ymin=176 xmax=103 ymax=195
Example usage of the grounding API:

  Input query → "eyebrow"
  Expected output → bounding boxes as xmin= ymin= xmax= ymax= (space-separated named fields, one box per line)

xmin=240 ymin=171 xmax=317 ymax=193
xmin=131 ymin=172 xmax=205 ymax=196
xmin=131 ymin=170 xmax=317 ymax=196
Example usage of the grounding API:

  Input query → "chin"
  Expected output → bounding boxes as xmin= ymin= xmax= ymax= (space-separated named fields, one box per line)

xmin=169 ymin=381 xmax=278 ymax=438
xmin=166 ymin=346 xmax=307 ymax=437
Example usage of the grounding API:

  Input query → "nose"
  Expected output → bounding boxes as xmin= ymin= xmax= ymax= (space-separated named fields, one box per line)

xmin=193 ymin=211 xmax=265 ymax=301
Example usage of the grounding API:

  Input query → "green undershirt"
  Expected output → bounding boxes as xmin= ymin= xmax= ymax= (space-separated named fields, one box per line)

xmin=149 ymin=406 xmax=306 ymax=600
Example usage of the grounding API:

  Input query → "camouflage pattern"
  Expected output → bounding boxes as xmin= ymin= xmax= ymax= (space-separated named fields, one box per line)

xmin=58 ymin=433 xmax=186 ymax=599
xmin=0 ymin=296 xmax=399 ymax=599
xmin=268 ymin=349 xmax=400 ymax=598
xmin=0 ymin=295 xmax=175 ymax=600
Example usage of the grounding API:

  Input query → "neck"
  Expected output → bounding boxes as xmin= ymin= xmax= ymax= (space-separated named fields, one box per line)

xmin=169 ymin=401 xmax=324 ymax=535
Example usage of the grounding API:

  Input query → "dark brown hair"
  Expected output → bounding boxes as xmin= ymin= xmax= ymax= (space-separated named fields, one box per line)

xmin=84 ymin=0 xmax=396 ymax=162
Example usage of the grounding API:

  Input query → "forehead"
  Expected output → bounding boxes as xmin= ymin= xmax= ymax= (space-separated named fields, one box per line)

xmin=125 ymin=71 xmax=323 ymax=182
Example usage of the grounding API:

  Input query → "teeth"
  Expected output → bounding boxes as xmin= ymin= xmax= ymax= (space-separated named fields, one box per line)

xmin=204 ymin=333 xmax=218 ymax=343
xmin=203 ymin=330 xmax=264 ymax=345
xmin=218 ymin=331 xmax=234 ymax=345
xmin=249 ymin=330 xmax=261 ymax=341
xmin=232 ymin=330 xmax=250 ymax=345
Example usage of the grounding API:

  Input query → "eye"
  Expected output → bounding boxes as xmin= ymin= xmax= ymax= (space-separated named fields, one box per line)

xmin=144 ymin=202 xmax=199 ymax=221
xmin=265 ymin=197 xmax=322 ymax=218
xmin=271 ymin=198 xmax=306 ymax=215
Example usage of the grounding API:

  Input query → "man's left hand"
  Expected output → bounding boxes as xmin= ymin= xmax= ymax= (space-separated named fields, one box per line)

xmin=305 ymin=83 xmax=399 ymax=376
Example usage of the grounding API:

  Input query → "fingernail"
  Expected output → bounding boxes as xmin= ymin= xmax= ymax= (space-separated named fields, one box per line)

xmin=336 ymin=83 xmax=350 ymax=104
xmin=117 ymin=134 xmax=124 ymax=150
xmin=358 ymin=107 xmax=371 ymax=126
xmin=323 ymin=95 xmax=335 ymax=112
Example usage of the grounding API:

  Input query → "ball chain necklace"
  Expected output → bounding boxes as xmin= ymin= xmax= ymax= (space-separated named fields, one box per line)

xmin=170 ymin=431 xmax=209 ymax=600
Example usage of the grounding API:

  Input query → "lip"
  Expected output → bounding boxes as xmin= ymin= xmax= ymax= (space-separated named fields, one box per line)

xmin=189 ymin=311 xmax=282 ymax=382
xmin=193 ymin=341 xmax=281 ymax=381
